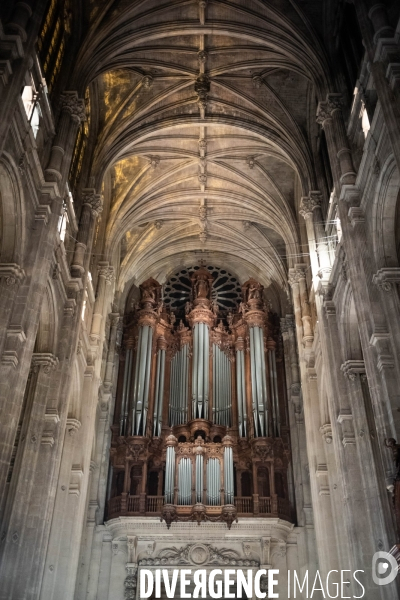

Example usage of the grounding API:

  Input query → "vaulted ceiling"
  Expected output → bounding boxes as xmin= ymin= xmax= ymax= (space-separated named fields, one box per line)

xmin=74 ymin=0 xmax=333 ymax=308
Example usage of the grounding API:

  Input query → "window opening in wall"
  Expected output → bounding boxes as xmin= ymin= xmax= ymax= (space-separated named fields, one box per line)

xmin=58 ymin=201 xmax=68 ymax=241
xmin=21 ymin=78 xmax=42 ymax=138
xmin=37 ymin=0 xmax=72 ymax=95
xmin=81 ymin=293 xmax=87 ymax=322
xmin=361 ymin=103 xmax=370 ymax=138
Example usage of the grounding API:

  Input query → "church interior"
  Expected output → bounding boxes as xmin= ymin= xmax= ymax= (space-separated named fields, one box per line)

xmin=0 ymin=0 xmax=400 ymax=598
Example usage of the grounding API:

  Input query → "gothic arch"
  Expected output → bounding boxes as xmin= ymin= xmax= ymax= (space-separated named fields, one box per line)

xmin=372 ymin=155 xmax=400 ymax=269
xmin=34 ymin=282 xmax=59 ymax=354
xmin=0 ymin=155 xmax=25 ymax=266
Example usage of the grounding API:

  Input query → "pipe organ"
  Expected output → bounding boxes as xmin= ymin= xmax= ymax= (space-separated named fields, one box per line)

xmin=109 ymin=267 xmax=292 ymax=528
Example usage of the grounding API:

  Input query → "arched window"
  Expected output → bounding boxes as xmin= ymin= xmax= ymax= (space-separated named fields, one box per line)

xmin=37 ymin=0 xmax=72 ymax=94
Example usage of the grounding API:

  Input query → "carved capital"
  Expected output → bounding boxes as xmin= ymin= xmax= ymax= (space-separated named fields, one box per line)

xmin=82 ymin=189 xmax=103 ymax=217
xmin=98 ymin=265 xmax=114 ymax=284
xmin=299 ymin=196 xmax=313 ymax=219
xmin=59 ymin=91 xmax=86 ymax=122
xmin=320 ymin=423 xmax=333 ymax=444
xmin=31 ymin=353 xmax=58 ymax=374
xmin=326 ymin=93 xmax=344 ymax=113
xmin=0 ymin=263 xmax=26 ymax=286
xmin=288 ymin=267 xmax=306 ymax=287
xmin=373 ymin=268 xmax=400 ymax=292
xmin=316 ymin=101 xmax=330 ymax=126
xmin=341 ymin=360 xmax=365 ymax=381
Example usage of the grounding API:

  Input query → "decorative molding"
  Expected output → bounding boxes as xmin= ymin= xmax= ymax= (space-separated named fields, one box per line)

xmin=340 ymin=360 xmax=365 ymax=381
xmin=372 ymin=268 xmax=400 ymax=292
xmin=348 ymin=206 xmax=365 ymax=227
xmin=66 ymin=418 xmax=81 ymax=436
xmin=0 ymin=263 xmax=25 ymax=286
xmin=139 ymin=543 xmax=258 ymax=567
xmin=59 ymin=91 xmax=86 ymax=122
xmin=41 ymin=409 xmax=60 ymax=446
xmin=82 ymin=188 xmax=103 ymax=217
xmin=320 ymin=423 xmax=333 ymax=444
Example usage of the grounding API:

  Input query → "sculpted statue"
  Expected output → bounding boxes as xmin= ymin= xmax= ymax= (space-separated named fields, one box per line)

xmin=139 ymin=278 xmax=161 ymax=309
xmin=196 ymin=278 xmax=209 ymax=299
xmin=242 ymin=278 xmax=264 ymax=310
xmin=191 ymin=266 xmax=213 ymax=308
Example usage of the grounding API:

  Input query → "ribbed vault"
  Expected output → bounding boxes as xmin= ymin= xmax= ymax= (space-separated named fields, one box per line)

xmin=77 ymin=0 xmax=332 ymax=305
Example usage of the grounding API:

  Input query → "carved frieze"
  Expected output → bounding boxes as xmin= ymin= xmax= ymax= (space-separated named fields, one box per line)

xmin=139 ymin=543 xmax=258 ymax=567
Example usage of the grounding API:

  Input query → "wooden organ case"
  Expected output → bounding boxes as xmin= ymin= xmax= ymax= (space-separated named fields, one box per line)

xmin=108 ymin=267 xmax=293 ymax=528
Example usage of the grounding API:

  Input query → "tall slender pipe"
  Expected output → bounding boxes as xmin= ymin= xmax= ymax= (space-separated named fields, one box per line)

xmin=204 ymin=324 xmax=209 ymax=418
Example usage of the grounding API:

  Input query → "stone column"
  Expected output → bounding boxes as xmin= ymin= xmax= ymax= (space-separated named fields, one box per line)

xmin=0 ymin=353 xmax=58 ymax=598
xmin=372 ymin=269 xmax=400 ymax=376
xmin=71 ymin=190 xmax=103 ymax=277
xmin=0 ymin=0 xmax=48 ymax=153
xmin=0 ymin=264 xmax=26 ymax=357
xmin=289 ymin=266 xmax=313 ymax=349
xmin=321 ymin=296 xmax=395 ymax=598
xmin=90 ymin=265 xmax=114 ymax=343
xmin=300 ymin=192 xmax=331 ymax=280
xmin=352 ymin=0 xmax=400 ymax=173
xmin=317 ymin=94 xmax=400 ymax=482
xmin=280 ymin=316 xmax=310 ymax=527
xmin=45 ymin=92 xmax=87 ymax=187
xmin=0 ymin=91 xmax=86 ymax=502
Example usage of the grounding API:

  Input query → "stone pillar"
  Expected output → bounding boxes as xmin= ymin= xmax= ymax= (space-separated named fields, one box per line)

xmin=300 ymin=192 xmax=331 ymax=280
xmin=0 ymin=91 xmax=86 ymax=503
xmin=288 ymin=266 xmax=313 ymax=349
xmin=0 ymin=353 xmax=58 ymax=598
xmin=0 ymin=0 xmax=48 ymax=153
xmin=352 ymin=0 xmax=400 ymax=173
xmin=45 ymin=92 xmax=87 ymax=187
xmin=90 ymin=265 xmax=114 ymax=343
xmin=280 ymin=316 xmax=310 ymax=527
xmin=317 ymin=94 xmax=400 ymax=483
xmin=0 ymin=264 xmax=25 ymax=357
xmin=71 ymin=190 xmax=103 ymax=277
xmin=321 ymin=296 xmax=396 ymax=598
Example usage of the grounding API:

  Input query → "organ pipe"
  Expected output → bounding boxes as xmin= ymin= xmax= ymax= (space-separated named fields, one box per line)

xmin=224 ymin=446 xmax=234 ymax=504
xmin=120 ymin=348 xmax=132 ymax=435
xmin=250 ymin=326 xmax=269 ymax=437
xmin=206 ymin=458 xmax=220 ymax=506
xmin=130 ymin=325 xmax=153 ymax=435
xmin=165 ymin=445 xmax=175 ymax=504
xmin=153 ymin=348 xmax=166 ymax=436
xmin=236 ymin=348 xmax=247 ymax=437
xmin=169 ymin=344 xmax=189 ymax=426
xmin=196 ymin=453 xmax=204 ymax=503
xmin=178 ymin=458 xmax=192 ymax=505
xmin=270 ymin=348 xmax=280 ymax=436
xmin=212 ymin=344 xmax=232 ymax=427
xmin=192 ymin=323 xmax=209 ymax=419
